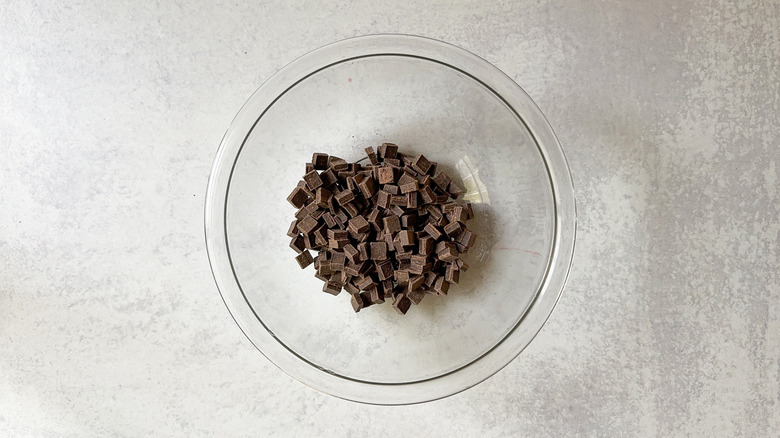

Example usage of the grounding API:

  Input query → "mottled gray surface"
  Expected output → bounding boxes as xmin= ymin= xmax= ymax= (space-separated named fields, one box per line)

xmin=1 ymin=0 xmax=778 ymax=436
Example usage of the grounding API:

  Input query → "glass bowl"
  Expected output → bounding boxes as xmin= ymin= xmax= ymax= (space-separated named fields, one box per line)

xmin=205 ymin=34 xmax=576 ymax=405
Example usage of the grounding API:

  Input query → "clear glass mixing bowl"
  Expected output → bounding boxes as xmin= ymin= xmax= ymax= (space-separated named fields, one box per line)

xmin=205 ymin=34 xmax=576 ymax=405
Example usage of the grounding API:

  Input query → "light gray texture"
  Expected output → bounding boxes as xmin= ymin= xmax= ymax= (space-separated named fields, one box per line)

xmin=1 ymin=0 xmax=777 ymax=436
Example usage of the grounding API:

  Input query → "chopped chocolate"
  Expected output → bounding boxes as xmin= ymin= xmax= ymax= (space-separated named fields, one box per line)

xmin=334 ymin=189 xmax=355 ymax=206
xmin=383 ymin=184 xmax=400 ymax=195
xmin=287 ymin=219 xmax=300 ymax=238
xmin=348 ymin=215 xmax=370 ymax=234
xmin=423 ymin=223 xmax=443 ymax=240
xmin=407 ymin=287 xmax=426 ymax=305
xmin=287 ymin=145 xmax=476 ymax=315
xmin=297 ymin=215 xmax=319 ymax=235
xmin=445 ymin=263 xmax=460 ymax=284
xmin=378 ymin=166 xmax=395 ymax=184
xmin=323 ymin=281 xmax=342 ymax=295
xmin=350 ymin=293 xmax=366 ymax=312
xmin=370 ymin=241 xmax=388 ymax=261
xmin=433 ymin=276 xmax=450 ymax=295
xmin=443 ymin=220 xmax=462 ymax=238
xmin=383 ymin=215 xmax=401 ymax=233
xmin=378 ymin=143 xmax=398 ymax=159
xmin=392 ymin=294 xmax=412 ymax=315
xmin=287 ymin=186 xmax=309 ymax=209
xmin=290 ymin=235 xmax=305 ymax=254
xmin=295 ymin=250 xmax=313 ymax=269
xmin=320 ymin=168 xmax=338 ymax=187
xmin=365 ymin=147 xmax=379 ymax=165
xmin=312 ymin=153 xmax=329 ymax=170
xmin=410 ymin=154 xmax=432 ymax=174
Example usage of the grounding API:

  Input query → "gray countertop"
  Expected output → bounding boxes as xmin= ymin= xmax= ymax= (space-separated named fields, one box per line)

xmin=2 ymin=1 xmax=777 ymax=436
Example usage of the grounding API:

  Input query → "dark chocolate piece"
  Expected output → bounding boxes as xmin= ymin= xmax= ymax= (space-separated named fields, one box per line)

xmin=378 ymin=143 xmax=398 ymax=159
xmin=423 ymin=223 xmax=443 ymax=240
xmin=392 ymin=294 xmax=412 ymax=315
xmin=287 ymin=219 xmax=300 ymax=238
xmin=290 ymin=235 xmax=305 ymax=254
xmin=303 ymin=169 xmax=323 ymax=190
xmin=287 ymin=186 xmax=309 ymax=209
xmin=312 ymin=153 xmax=329 ymax=170
xmin=365 ymin=147 xmax=379 ymax=165
xmin=295 ymin=250 xmax=313 ymax=269
xmin=297 ymin=215 xmax=319 ymax=235
xmin=410 ymin=154 xmax=432 ymax=174
xmin=370 ymin=241 xmax=388 ymax=261
xmin=378 ymin=166 xmax=395 ymax=184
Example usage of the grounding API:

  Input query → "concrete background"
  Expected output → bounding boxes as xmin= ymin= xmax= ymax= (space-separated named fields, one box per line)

xmin=1 ymin=0 xmax=777 ymax=436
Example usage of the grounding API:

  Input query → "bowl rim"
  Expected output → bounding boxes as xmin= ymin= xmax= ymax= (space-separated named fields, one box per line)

xmin=204 ymin=33 xmax=577 ymax=405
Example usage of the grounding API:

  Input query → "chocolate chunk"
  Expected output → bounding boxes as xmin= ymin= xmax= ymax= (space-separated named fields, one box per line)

xmin=368 ymin=286 xmax=385 ymax=304
xmin=370 ymin=241 xmax=388 ymax=261
xmin=344 ymin=281 xmax=359 ymax=295
xmin=322 ymin=281 xmax=342 ymax=296
xmin=410 ymin=154 xmax=432 ymax=174
xmin=438 ymin=244 xmax=459 ymax=262
xmin=375 ymin=260 xmax=394 ymax=281
xmin=315 ymin=187 xmax=331 ymax=208
xmin=343 ymin=244 xmax=360 ymax=263
xmin=443 ymin=220 xmax=462 ymax=238
xmin=357 ymin=242 xmax=369 ymax=261
xmin=305 ymin=163 xmax=314 ymax=174
xmin=328 ymin=156 xmax=349 ymax=171
xmin=303 ymin=169 xmax=323 ymax=190
xmin=406 ymin=192 xmax=418 ymax=209
xmin=383 ymin=215 xmax=401 ymax=233
xmin=445 ymin=264 xmax=460 ymax=284
xmin=348 ymin=215 xmax=370 ymax=234
xmin=376 ymin=190 xmax=391 ymax=209
xmin=423 ymin=223 xmax=443 ymax=240
xmin=320 ymin=168 xmax=338 ymax=187
xmin=392 ymin=294 xmax=412 ymax=315
xmin=383 ymin=184 xmax=400 ymax=195
xmin=334 ymin=189 xmax=355 ymax=206
xmin=398 ymin=173 xmax=418 ymax=193
xmin=297 ymin=180 xmax=314 ymax=197
xmin=350 ymin=293 xmax=366 ymax=312
xmin=378 ymin=166 xmax=395 ymax=184
xmin=433 ymin=276 xmax=450 ymax=295
xmin=390 ymin=205 xmax=406 ymax=217
xmin=395 ymin=269 xmax=410 ymax=287
xmin=390 ymin=194 xmax=407 ymax=206
xmin=397 ymin=229 xmax=415 ymax=247
xmin=407 ymin=287 xmax=426 ymax=305
xmin=295 ymin=250 xmax=313 ymax=269
xmin=358 ymin=177 xmax=377 ymax=198
xmin=447 ymin=181 xmax=466 ymax=198
xmin=418 ymin=236 xmax=435 ymax=255
xmin=364 ymin=147 xmax=379 ymax=165
xmin=289 ymin=235 xmax=305 ymax=254
xmin=312 ymin=153 xmax=329 ymax=170
xmin=400 ymin=214 xmax=417 ymax=229
xmin=457 ymin=228 xmax=477 ymax=248
xmin=424 ymin=271 xmax=437 ymax=287
xmin=297 ymin=215 xmax=319 ymax=235
xmin=342 ymin=202 xmax=359 ymax=218
xmin=378 ymin=143 xmax=398 ymax=159
xmin=287 ymin=186 xmax=309 ymax=209
xmin=419 ymin=186 xmax=435 ymax=204
xmin=449 ymin=205 xmax=467 ymax=224
xmin=287 ymin=219 xmax=300 ymax=238
xmin=432 ymin=171 xmax=452 ymax=190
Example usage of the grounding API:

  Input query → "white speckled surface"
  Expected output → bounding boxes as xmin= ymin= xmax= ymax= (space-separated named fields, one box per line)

xmin=1 ymin=0 xmax=777 ymax=436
